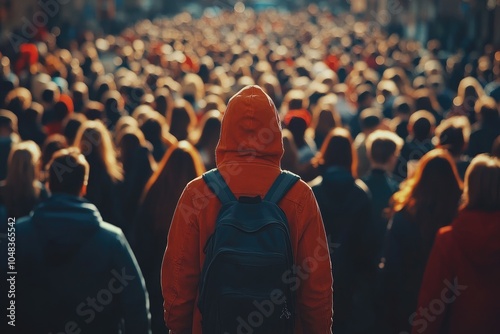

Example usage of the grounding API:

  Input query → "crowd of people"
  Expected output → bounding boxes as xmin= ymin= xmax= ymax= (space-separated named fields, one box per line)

xmin=1 ymin=7 xmax=500 ymax=334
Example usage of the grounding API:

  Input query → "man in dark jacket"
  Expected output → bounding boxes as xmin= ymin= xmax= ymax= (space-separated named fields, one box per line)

xmin=362 ymin=130 xmax=403 ymax=267
xmin=14 ymin=148 xmax=150 ymax=333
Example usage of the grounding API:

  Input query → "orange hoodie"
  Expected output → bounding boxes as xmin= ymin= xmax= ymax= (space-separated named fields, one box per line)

xmin=161 ymin=85 xmax=333 ymax=333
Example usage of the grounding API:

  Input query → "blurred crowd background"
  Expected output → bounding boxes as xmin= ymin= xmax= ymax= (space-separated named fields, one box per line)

xmin=1 ymin=1 xmax=500 ymax=333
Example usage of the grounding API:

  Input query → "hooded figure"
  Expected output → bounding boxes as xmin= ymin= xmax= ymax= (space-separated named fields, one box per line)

xmin=161 ymin=85 xmax=333 ymax=333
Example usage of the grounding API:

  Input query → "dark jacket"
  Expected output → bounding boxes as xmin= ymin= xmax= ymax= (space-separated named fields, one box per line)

xmin=393 ymin=138 xmax=434 ymax=182
xmin=362 ymin=169 xmax=400 ymax=267
xmin=312 ymin=166 xmax=374 ymax=334
xmin=412 ymin=210 xmax=500 ymax=333
xmin=379 ymin=209 xmax=431 ymax=333
xmin=13 ymin=194 xmax=150 ymax=334
xmin=85 ymin=165 xmax=122 ymax=228
xmin=467 ymin=120 xmax=500 ymax=157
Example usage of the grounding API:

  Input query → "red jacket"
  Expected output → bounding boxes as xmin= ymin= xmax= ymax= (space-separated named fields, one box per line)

xmin=412 ymin=210 xmax=500 ymax=334
xmin=161 ymin=85 xmax=333 ymax=333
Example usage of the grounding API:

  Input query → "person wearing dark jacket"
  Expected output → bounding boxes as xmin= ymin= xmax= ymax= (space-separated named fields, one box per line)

xmin=310 ymin=127 xmax=373 ymax=334
xmin=467 ymin=96 xmax=500 ymax=157
xmin=362 ymin=130 xmax=403 ymax=269
xmin=412 ymin=154 xmax=500 ymax=334
xmin=380 ymin=149 xmax=462 ymax=333
xmin=393 ymin=110 xmax=435 ymax=181
xmin=13 ymin=148 xmax=150 ymax=334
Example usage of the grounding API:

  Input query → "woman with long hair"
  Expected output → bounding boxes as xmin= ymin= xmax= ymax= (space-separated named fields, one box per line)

xmin=0 ymin=141 xmax=48 ymax=218
xmin=117 ymin=127 xmax=156 ymax=238
xmin=310 ymin=128 xmax=373 ymax=334
xmin=413 ymin=155 xmax=500 ymax=333
xmin=380 ymin=148 xmax=463 ymax=333
xmin=193 ymin=109 xmax=222 ymax=170
xmin=167 ymin=99 xmax=198 ymax=141
xmin=134 ymin=141 xmax=205 ymax=334
xmin=450 ymin=76 xmax=486 ymax=124
xmin=74 ymin=120 xmax=123 ymax=227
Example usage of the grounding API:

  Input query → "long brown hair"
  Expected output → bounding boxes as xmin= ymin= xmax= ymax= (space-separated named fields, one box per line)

xmin=313 ymin=127 xmax=358 ymax=178
xmin=391 ymin=148 xmax=463 ymax=249
xmin=4 ymin=141 xmax=41 ymax=216
xmin=140 ymin=141 xmax=205 ymax=234
xmin=74 ymin=120 xmax=123 ymax=182
xmin=461 ymin=154 xmax=500 ymax=211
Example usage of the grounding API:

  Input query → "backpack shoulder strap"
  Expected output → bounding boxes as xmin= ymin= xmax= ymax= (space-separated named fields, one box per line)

xmin=264 ymin=170 xmax=300 ymax=204
xmin=202 ymin=169 xmax=237 ymax=205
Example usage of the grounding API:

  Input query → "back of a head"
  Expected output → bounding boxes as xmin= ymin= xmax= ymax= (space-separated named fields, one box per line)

xmin=366 ymin=130 xmax=404 ymax=165
xmin=119 ymin=130 xmax=144 ymax=170
xmin=359 ymin=108 xmax=382 ymax=132
xmin=196 ymin=110 xmax=222 ymax=149
xmin=48 ymin=148 xmax=89 ymax=196
xmin=319 ymin=128 xmax=355 ymax=175
xmin=0 ymin=109 xmax=18 ymax=135
xmin=435 ymin=116 xmax=470 ymax=157
xmin=410 ymin=149 xmax=462 ymax=208
xmin=463 ymin=155 xmax=500 ymax=211
xmin=84 ymin=101 xmax=104 ymax=121
xmin=170 ymin=100 xmax=196 ymax=141
xmin=42 ymin=134 xmax=68 ymax=169
xmin=392 ymin=149 xmax=462 ymax=243
xmin=409 ymin=110 xmax=436 ymax=141
xmin=142 ymin=141 xmax=204 ymax=231
xmin=475 ymin=96 xmax=499 ymax=123
xmin=140 ymin=116 xmax=163 ymax=144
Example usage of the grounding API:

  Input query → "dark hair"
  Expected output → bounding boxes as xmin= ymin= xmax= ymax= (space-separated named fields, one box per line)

xmin=42 ymin=134 xmax=68 ymax=169
xmin=438 ymin=126 xmax=465 ymax=156
xmin=48 ymin=148 xmax=89 ymax=196
xmin=315 ymin=127 xmax=357 ymax=177
xmin=359 ymin=108 xmax=381 ymax=131
xmin=63 ymin=113 xmax=86 ymax=145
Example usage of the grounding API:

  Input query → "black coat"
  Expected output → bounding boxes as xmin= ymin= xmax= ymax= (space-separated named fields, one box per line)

xmin=312 ymin=166 xmax=374 ymax=334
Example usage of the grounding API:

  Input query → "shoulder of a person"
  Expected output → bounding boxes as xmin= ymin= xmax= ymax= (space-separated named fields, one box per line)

xmin=96 ymin=221 xmax=127 ymax=245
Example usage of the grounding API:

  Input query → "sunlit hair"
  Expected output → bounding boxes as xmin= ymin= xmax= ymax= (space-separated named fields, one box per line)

xmin=434 ymin=116 xmax=471 ymax=156
xmin=474 ymin=96 xmax=499 ymax=123
xmin=454 ymin=76 xmax=485 ymax=106
xmin=312 ymin=127 xmax=358 ymax=178
xmin=74 ymin=120 xmax=123 ymax=182
xmin=391 ymin=149 xmax=463 ymax=248
xmin=140 ymin=141 xmax=205 ymax=233
xmin=308 ymin=94 xmax=342 ymax=142
xmin=366 ymin=130 xmax=404 ymax=165
xmin=4 ymin=141 xmax=41 ymax=214
xmin=461 ymin=154 xmax=500 ymax=211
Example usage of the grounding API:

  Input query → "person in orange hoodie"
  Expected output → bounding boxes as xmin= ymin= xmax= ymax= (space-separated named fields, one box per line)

xmin=161 ymin=85 xmax=333 ymax=333
xmin=411 ymin=154 xmax=500 ymax=334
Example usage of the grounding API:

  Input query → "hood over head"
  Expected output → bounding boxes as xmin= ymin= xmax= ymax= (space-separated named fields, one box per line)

xmin=216 ymin=85 xmax=283 ymax=167
xmin=452 ymin=210 xmax=500 ymax=267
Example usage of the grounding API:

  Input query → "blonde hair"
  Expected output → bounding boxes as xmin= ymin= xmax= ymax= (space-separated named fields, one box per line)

xmin=4 ymin=141 xmax=41 ymax=214
xmin=462 ymin=155 xmax=500 ymax=211
xmin=74 ymin=120 xmax=123 ymax=182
